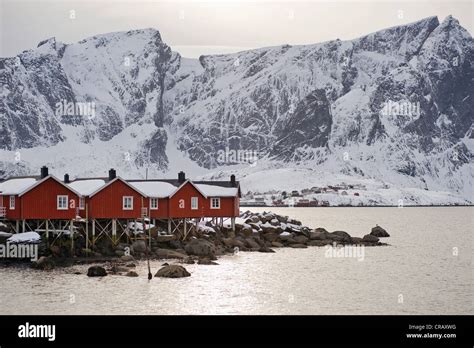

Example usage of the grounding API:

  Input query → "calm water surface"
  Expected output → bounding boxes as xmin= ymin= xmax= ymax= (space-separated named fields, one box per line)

xmin=0 ymin=207 xmax=472 ymax=314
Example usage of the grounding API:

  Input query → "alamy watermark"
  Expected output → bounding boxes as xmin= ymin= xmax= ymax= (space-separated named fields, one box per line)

xmin=216 ymin=147 xmax=262 ymax=166
xmin=55 ymin=100 xmax=95 ymax=120
xmin=325 ymin=242 xmax=365 ymax=261
xmin=18 ymin=322 xmax=55 ymax=341
xmin=381 ymin=100 xmax=420 ymax=118
xmin=0 ymin=243 xmax=38 ymax=261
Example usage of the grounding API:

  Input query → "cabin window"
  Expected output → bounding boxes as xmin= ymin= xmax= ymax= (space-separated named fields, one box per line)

xmin=9 ymin=196 xmax=15 ymax=210
xmin=79 ymin=197 xmax=85 ymax=210
xmin=57 ymin=195 xmax=68 ymax=210
xmin=123 ymin=196 xmax=133 ymax=210
xmin=150 ymin=198 xmax=158 ymax=210
xmin=191 ymin=197 xmax=198 ymax=210
xmin=211 ymin=198 xmax=221 ymax=209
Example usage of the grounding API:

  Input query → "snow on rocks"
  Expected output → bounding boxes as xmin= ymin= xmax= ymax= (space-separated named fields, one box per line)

xmin=232 ymin=210 xmax=388 ymax=248
xmin=7 ymin=232 xmax=41 ymax=244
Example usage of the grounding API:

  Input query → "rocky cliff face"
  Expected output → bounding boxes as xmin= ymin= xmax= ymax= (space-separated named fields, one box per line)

xmin=0 ymin=16 xmax=472 ymax=201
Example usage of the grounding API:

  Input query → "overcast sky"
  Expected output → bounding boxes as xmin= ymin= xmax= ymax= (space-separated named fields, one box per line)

xmin=1 ymin=0 xmax=472 ymax=58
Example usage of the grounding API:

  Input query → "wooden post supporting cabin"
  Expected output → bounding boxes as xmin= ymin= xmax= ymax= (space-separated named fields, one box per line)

xmin=92 ymin=220 xmax=96 ymax=247
xmin=183 ymin=219 xmax=187 ymax=240
xmin=45 ymin=220 xmax=49 ymax=247
xmin=85 ymin=204 xmax=89 ymax=255
xmin=231 ymin=217 xmax=235 ymax=232
xmin=70 ymin=219 xmax=74 ymax=256
xmin=22 ymin=220 xmax=25 ymax=233
xmin=168 ymin=219 xmax=171 ymax=235
xmin=15 ymin=220 xmax=19 ymax=234
xmin=112 ymin=219 xmax=117 ymax=245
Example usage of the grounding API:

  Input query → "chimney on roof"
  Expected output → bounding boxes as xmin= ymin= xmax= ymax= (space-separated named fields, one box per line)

xmin=40 ymin=166 xmax=49 ymax=179
xmin=178 ymin=171 xmax=186 ymax=183
xmin=109 ymin=168 xmax=116 ymax=181
xmin=64 ymin=174 xmax=70 ymax=183
xmin=230 ymin=174 xmax=236 ymax=187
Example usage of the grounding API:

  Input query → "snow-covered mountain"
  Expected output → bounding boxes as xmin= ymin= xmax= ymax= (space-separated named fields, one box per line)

xmin=0 ymin=16 xmax=473 ymax=205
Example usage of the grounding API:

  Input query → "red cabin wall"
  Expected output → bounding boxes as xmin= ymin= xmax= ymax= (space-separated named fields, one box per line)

xmin=169 ymin=182 xmax=239 ymax=218
xmin=89 ymin=180 xmax=146 ymax=219
xmin=21 ymin=178 xmax=79 ymax=220
xmin=169 ymin=183 xmax=207 ymax=218
xmin=201 ymin=196 xmax=238 ymax=217
xmin=148 ymin=198 xmax=169 ymax=219
xmin=1 ymin=195 xmax=21 ymax=220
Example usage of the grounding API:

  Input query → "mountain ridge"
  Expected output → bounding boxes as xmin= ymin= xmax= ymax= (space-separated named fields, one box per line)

xmin=0 ymin=15 xmax=472 ymax=204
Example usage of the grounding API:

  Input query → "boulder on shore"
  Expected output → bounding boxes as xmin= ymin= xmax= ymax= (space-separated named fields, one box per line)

xmin=197 ymin=257 xmax=219 ymax=265
xmin=131 ymin=240 xmax=147 ymax=254
xmin=184 ymin=239 xmax=216 ymax=257
xmin=370 ymin=226 xmax=390 ymax=237
xmin=120 ymin=255 xmax=135 ymax=262
xmin=125 ymin=271 xmax=139 ymax=277
xmin=289 ymin=244 xmax=308 ymax=249
xmin=362 ymin=234 xmax=379 ymax=243
xmin=155 ymin=249 xmax=188 ymax=259
xmin=330 ymin=231 xmax=352 ymax=243
xmin=87 ymin=266 xmax=107 ymax=277
xmin=155 ymin=265 xmax=191 ymax=278
xmin=258 ymin=246 xmax=275 ymax=253
xmin=32 ymin=256 xmax=55 ymax=270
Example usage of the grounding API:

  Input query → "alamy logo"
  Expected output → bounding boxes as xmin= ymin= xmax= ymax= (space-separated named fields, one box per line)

xmin=216 ymin=147 xmax=261 ymax=166
xmin=380 ymin=100 xmax=420 ymax=118
xmin=55 ymin=100 xmax=95 ymax=119
xmin=18 ymin=322 xmax=56 ymax=341
xmin=325 ymin=242 xmax=365 ymax=261
xmin=0 ymin=243 xmax=38 ymax=261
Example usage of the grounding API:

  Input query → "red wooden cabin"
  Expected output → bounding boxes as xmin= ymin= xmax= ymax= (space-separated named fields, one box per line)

xmin=168 ymin=172 xmax=240 ymax=219
xmin=86 ymin=174 xmax=148 ymax=219
xmin=0 ymin=167 xmax=80 ymax=221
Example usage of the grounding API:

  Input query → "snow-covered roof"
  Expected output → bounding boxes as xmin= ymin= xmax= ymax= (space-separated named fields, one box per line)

xmin=88 ymin=177 xmax=147 ymax=198
xmin=68 ymin=179 xmax=106 ymax=196
xmin=0 ymin=178 xmax=38 ymax=195
xmin=128 ymin=181 xmax=177 ymax=198
xmin=195 ymin=184 xmax=239 ymax=197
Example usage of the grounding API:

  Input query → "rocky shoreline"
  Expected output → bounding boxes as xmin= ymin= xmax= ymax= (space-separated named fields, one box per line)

xmin=0 ymin=211 xmax=390 ymax=278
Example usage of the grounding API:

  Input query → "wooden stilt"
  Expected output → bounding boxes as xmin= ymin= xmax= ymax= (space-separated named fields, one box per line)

xmin=168 ymin=219 xmax=171 ymax=234
xmin=112 ymin=219 xmax=117 ymax=245
xmin=70 ymin=219 xmax=74 ymax=255
xmin=15 ymin=220 xmax=19 ymax=233
xmin=183 ymin=219 xmax=187 ymax=240
xmin=92 ymin=220 xmax=96 ymax=247
xmin=85 ymin=205 xmax=89 ymax=255
xmin=22 ymin=220 xmax=25 ymax=233
xmin=45 ymin=220 xmax=49 ymax=247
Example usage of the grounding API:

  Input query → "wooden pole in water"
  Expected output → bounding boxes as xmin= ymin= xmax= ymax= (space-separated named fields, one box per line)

xmin=142 ymin=197 xmax=152 ymax=280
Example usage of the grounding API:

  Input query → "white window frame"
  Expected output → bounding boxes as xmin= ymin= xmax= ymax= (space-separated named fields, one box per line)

xmin=79 ymin=197 xmax=85 ymax=210
xmin=9 ymin=195 xmax=15 ymax=210
xmin=210 ymin=197 xmax=221 ymax=209
xmin=191 ymin=197 xmax=198 ymax=210
xmin=150 ymin=198 xmax=158 ymax=210
xmin=123 ymin=196 xmax=133 ymax=210
xmin=57 ymin=195 xmax=68 ymax=210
